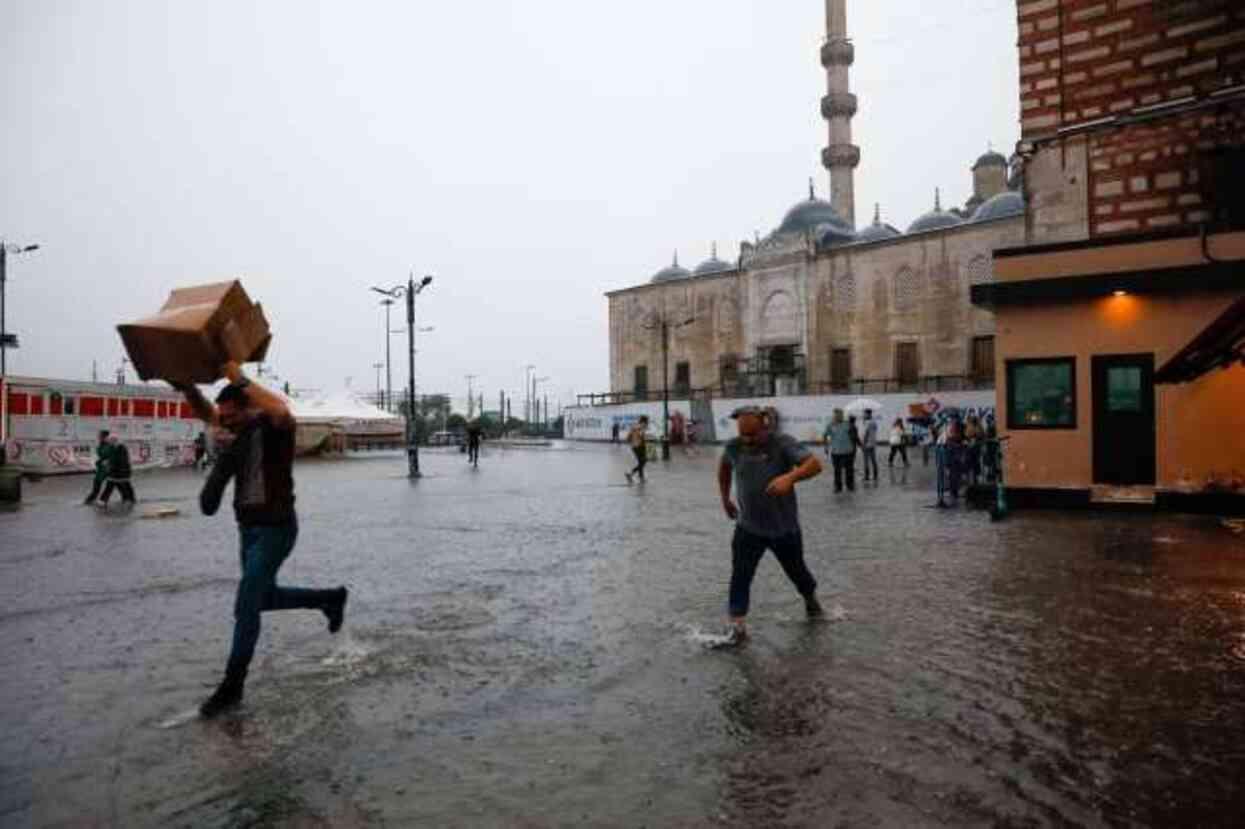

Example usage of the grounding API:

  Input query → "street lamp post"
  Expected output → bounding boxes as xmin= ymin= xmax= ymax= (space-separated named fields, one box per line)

xmin=379 ymin=298 xmax=395 ymax=411
xmin=643 ymin=312 xmax=694 ymax=460
xmin=372 ymin=274 xmax=433 ymax=478
xmin=372 ymin=362 xmax=384 ymax=408
xmin=1 ymin=241 xmax=40 ymax=378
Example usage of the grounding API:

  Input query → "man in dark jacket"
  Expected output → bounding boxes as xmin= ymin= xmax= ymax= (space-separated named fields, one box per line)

xmin=175 ymin=358 xmax=348 ymax=718
xmin=98 ymin=436 xmax=135 ymax=507
xmin=83 ymin=430 xmax=112 ymax=505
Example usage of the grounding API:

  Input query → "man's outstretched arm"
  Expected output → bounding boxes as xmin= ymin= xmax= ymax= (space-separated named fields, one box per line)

xmin=173 ymin=382 xmax=219 ymax=427
xmin=222 ymin=361 xmax=294 ymax=430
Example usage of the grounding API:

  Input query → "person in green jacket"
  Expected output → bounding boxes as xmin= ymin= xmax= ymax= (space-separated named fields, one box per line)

xmin=82 ymin=430 xmax=112 ymax=505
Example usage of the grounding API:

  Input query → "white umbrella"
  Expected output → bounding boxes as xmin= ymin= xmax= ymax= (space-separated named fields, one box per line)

xmin=844 ymin=397 xmax=883 ymax=415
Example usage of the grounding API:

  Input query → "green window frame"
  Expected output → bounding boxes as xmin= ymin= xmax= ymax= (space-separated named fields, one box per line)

xmin=1006 ymin=357 xmax=1077 ymax=429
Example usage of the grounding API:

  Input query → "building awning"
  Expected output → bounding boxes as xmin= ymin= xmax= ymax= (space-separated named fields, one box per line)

xmin=1155 ymin=293 xmax=1245 ymax=384
xmin=970 ymin=262 xmax=1241 ymax=307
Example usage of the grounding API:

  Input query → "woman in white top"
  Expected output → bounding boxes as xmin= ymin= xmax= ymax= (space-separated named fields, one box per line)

xmin=888 ymin=418 xmax=909 ymax=468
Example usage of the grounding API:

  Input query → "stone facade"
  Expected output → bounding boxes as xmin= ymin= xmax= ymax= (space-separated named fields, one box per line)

xmin=607 ymin=215 xmax=1025 ymax=398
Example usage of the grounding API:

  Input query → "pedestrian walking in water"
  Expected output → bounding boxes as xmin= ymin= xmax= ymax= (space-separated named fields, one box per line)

xmin=466 ymin=420 xmax=483 ymax=467
xmin=718 ymin=406 xmax=824 ymax=644
xmin=611 ymin=422 xmax=620 ymax=445
xmin=98 ymin=436 xmax=136 ymax=507
xmin=848 ymin=415 xmax=863 ymax=484
xmin=861 ymin=409 xmax=879 ymax=482
xmin=83 ymin=430 xmax=112 ymax=505
xmin=888 ymin=418 xmax=910 ymax=468
xmin=964 ymin=415 xmax=982 ymax=486
xmin=174 ymin=358 xmax=348 ymax=719
xmin=624 ymin=416 xmax=649 ymax=483
xmin=825 ymin=409 xmax=856 ymax=492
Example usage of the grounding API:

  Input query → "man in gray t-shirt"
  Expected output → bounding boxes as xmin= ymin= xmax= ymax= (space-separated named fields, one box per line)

xmin=718 ymin=407 xmax=825 ymax=642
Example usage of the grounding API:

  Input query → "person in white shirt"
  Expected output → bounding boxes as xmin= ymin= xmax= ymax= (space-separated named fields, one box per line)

xmin=861 ymin=410 xmax=879 ymax=482
xmin=888 ymin=418 xmax=910 ymax=468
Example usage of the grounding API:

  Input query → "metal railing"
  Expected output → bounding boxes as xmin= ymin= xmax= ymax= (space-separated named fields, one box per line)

xmin=576 ymin=374 xmax=995 ymax=407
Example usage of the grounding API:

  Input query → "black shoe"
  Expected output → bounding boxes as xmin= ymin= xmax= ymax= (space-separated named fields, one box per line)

xmin=324 ymin=587 xmax=348 ymax=634
xmin=805 ymin=595 xmax=825 ymax=619
xmin=199 ymin=678 xmax=244 ymax=718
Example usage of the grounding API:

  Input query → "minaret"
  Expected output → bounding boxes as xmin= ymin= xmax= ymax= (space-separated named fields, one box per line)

xmin=820 ymin=0 xmax=859 ymax=228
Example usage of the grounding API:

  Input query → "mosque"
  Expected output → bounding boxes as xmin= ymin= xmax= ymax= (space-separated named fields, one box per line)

xmin=606 ymin=0 xmax=1027 ymax=402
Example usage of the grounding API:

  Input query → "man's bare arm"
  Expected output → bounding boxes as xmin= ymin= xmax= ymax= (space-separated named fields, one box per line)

xmin=223 ymin=361 xmax=294 ymax=430
xmin=789 ymin=453 xmax=822 ymax=483
xmin=718 ymin=458 xmax=738 ymax=519
xmin=172 ymin=382 xmax=219 ymax=427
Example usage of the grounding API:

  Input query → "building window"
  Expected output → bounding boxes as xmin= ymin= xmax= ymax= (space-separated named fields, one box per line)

xmin=634 ymin=365 xmax=648 ymax=401
xmin=674 ymin=361 xmax=691 ymax=395
xmin=835 ymin=272 xmax=856 ymax=309
xmin=894 ymin=342 xmax=920 ymax=388
xmin=1006 ymin=357 xmax=1076 ymax=429
xmin=830 ymin=348 xmax=852 ymax=390
xmin=1106 ymin=365 xmax=1143 ymax=413
xmin=971 ymin=336 xmax=995 ymax=384
xmin=894 ymin=267 xmax=920 ymax=311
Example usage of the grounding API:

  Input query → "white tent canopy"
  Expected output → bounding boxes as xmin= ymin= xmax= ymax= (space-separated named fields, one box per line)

xmin=287 ymin=390 xmax=403 ymax=426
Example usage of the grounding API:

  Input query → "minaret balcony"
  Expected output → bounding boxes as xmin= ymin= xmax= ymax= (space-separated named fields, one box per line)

xmin=820 ymin=38 xmax=855 ymax=68
xmin=820 ymin=92 xmax=858 ymax=120
xmin=822 ymin=144 xmax=861 ymax=170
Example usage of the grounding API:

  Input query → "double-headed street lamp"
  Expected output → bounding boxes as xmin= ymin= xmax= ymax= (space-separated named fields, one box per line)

xmin=1 ymin=241 xmax=40 ymax=378
xmin=372 ymin=274 xmax=433 ymax=478
xmin=642 ymin=311 xmax=694 ymax=460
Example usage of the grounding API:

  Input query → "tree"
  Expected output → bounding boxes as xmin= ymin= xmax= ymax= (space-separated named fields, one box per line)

xmin=446 ymin=413 xmax=467 ymax=431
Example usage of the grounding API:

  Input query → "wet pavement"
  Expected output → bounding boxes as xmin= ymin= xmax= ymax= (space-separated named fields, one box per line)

xmin=3 ymin=442 xmax=1245 ymax=828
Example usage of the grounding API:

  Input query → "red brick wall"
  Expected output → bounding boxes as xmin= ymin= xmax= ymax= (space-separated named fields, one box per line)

xmin=1017 ymin=0 xmax=1245 ymax=236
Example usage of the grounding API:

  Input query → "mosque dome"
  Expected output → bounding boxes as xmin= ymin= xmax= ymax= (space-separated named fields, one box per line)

xmin=693 ymin=244 xmax=733 ymax=276
xmin=651 ymin=252 xmax=691 ymax=284
xmin=907 ymin=189 xmax=964 ymax=234
xmin=972 ymin=149 xmax=1008 ymax=171
xmin=777 ymin=182 xmax=854 ymax=237
xmin=971 ymin=189 xmax=1026 ymax=223
xmin=816 ymin=221 xmax=856 ymax=248
xmin=854 ymin=204 xmax=902 ymax=244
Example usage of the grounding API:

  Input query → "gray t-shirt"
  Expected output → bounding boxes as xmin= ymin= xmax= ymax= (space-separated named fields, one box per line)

xmin=722 ymin=433 xmax=811 ymax=538
xmin=863 ymin=418 xmax=878 ymax=448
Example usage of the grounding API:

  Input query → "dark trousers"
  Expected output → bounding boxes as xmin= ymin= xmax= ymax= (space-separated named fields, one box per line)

xmin=468 ymin=442 xmax=480 ymax=464
xmin=226 ymin=518 xmax=337 ymax=678
xmin=862 ymin=447 xmax=879 ymax=480
xmin=889 ymin=444 xmax=909 ymax=467
xmin=831 ymin=453 xmax=855 ymax=491
xmin=630 ymin=446 xmax=647 ymax=479
xmin=728 ymin=527 xmax=817 ymax=617
xmin=100 ymin=479 xmax=135 ymax=503
xmin=84 ymin=475 xmax=105 ymax=503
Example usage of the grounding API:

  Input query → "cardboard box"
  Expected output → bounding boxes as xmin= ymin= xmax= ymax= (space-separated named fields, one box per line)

xmin=117 ymin=281 xmax=272 ymax=384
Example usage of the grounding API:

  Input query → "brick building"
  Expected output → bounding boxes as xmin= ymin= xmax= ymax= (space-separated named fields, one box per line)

xmin=974 ymin=0 xmax=1244 ymax=511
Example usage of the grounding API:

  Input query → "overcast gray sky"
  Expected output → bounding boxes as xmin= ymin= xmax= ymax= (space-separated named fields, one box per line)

xmin=2 ymin=0 xmax=1018 ymax=412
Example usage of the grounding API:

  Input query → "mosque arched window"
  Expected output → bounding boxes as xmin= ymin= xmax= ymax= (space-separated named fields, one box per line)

xmin=834 ymin=272 xmax=857 ymax=309
xmin=872 ymin=277 xmax=888 ymax=312
xmin=894 ymin=267 xmax=921 ymax=311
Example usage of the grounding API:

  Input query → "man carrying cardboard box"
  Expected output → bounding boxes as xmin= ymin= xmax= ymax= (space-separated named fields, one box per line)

xmin=173 ymin=326 xmax=347 ymax=719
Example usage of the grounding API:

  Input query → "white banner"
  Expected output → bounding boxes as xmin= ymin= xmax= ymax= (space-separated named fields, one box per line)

xmin=565 ymin=390 xmax=996 ymax=444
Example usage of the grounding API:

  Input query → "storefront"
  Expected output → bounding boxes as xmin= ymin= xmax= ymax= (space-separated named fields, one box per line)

xmin=973 ymin=229 xmax=1245 ymax=513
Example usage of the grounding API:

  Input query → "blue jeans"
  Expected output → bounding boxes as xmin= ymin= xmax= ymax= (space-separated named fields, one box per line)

xmin=226 ymin=518 xmax=335 ymax=677
xmin=728 ymin=527 xmax=817 ymax=617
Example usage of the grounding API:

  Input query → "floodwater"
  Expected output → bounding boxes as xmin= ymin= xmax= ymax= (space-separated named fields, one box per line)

xmin=2 ymin=443 xmax=1244 ymax=827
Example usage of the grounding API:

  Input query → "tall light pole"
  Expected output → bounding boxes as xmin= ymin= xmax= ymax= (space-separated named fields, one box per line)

xmin=378 ymin=298 xmax=395 ymax=411
xmin=1 ymin=241 xmax=40 ymax=378
xmin=372 ymin=273 xmax=433 ymax=478
xmin=533 ymin=376 xmax=550 ymax=433
xmin=523 ymin=364 xmax=536 ymax=427
xmin=372 ymin=362 xmax=384 ymax=408
xmin=643 ymin=312 xmax=694 ymax=460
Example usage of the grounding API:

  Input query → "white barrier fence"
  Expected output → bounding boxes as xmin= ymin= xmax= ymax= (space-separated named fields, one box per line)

xmin=565 ymin=390 xmax=997 ymax=444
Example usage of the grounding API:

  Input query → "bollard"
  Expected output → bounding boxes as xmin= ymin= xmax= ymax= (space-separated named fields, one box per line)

xmin=0 ymin=467 xmax=21 ymax=504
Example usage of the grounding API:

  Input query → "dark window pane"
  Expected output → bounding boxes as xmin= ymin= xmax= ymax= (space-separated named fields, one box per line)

xmin=1008 ymin=360 xmax=1075 ymax=427
xmin=1107 ymin=366 xmax=1142 ymax=412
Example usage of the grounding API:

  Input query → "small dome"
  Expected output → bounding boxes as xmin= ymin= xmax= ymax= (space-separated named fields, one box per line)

xmin=854 ymin=203 xmax=902 ymax=244
xmin=651 ymin=252 xmax=691 ymax=284
xmin=972 ymin=189 xmax=1026 ymax=223
xmin=907 ymin=188 xmax=964 ymax=234
xmin=693 ymin=243 xmax=733 ymax=276
xmin=973 ymin=149 xmax=1008 ymax=171
xmin=777 ymin=181 xmax=854 ymax=236
xmin=816 ymin=221 xmax=856 ymax=248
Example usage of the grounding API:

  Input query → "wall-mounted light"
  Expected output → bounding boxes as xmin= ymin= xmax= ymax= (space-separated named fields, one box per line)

xmin=1113 ymin=290 xmax=1128 ymax=297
